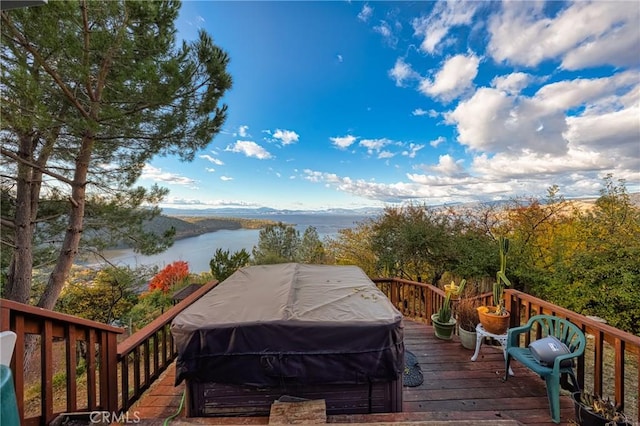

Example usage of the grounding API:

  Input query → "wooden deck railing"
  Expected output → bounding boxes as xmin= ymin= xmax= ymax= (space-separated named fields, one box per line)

xmin=2 ymin=277 xmax=638 ymax=424
xmin=116 ymin=280 xmax=218 ymax=413
xmin=372 ymin=277 xmax=493 ymax=323
xmin=0 ymin=280 xmax=218 ymax=426
xmin=373 ymin=278 xmax=639 ymax=423
xmin=505 ymin=288 xmax=640 ymax=421
xmin=0 ymin=299 xmax=123 ymax=426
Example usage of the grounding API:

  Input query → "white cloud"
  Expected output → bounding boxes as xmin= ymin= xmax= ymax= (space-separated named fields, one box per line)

xmin=360 ymin=138 xmax=392 ymax=155
xmin=389 ymin=57 xmax=419 ymax=87
xmin=205 ymin=167 xmax=215 ymax=173
xmin=533 ymin=72 xmax=638 ymax=112
xmin=412 ymin=108 xmax=440 ymax=118
xmin=488 ymin=1 xmax=640 ymax=69
xmin=445 ymin=72 xmax=639 ymax=176
xmin=445 ymin=86 xmax=569 ymax=154
xmin=237 ymin=125 xmax=249 ymax=137
xmin=471 ymin=149 xmax=610 ymax=180
xmin=357 ymin=3 xmax=373 ymax=22
xmin=226 ymin=141 xmax=272 ymax=159
xmin=402 ymin=143 xmax=425 ymax=158
xmin=491 ymin=72 xmax=533 ymax=95
xmin=430 ymin=154 xmax=466 ymax=176
xmin=330 ymin=135 xmax=357 ymax=149
xmin=220 ymin=176 xmax=233 ymax=181
xmin=419 ymin=53 xmax=480 ymax=101
xmin=374 ymin=21 xmax=397 ymax=47
xmin=565 ymin=106 xmax=640 ymax=169
xmin=374 ymin=20 xmax=391 ymax=38
xmin=273 ymin=129 xmax=299 ymax=145
xmin=378 ymin=150 xmax=395 ymax=159
xmin=140 ymin=165 xmax=196 ymax=186
xmin=412 ymin=1 xmax=479 ymax=54
xmin=337 ymin=54 xmax=343 ymax=63
xmin=199 ymin=154 xmax=224 ymax=166
xmin=303 ymin=169 xmax=491 ymax=204
xmin=430 ymin=136 xmax=446 ymax=148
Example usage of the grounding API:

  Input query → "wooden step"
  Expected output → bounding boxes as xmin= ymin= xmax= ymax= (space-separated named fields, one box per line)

xmin=269 ymin=398 xmax=327 ymax=424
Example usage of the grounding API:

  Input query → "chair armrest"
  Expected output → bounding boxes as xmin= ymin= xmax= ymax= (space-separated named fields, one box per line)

xmin=552 ymin=351 xmax=580 ymax=374
xmin=506 ymin=323 xmax=532 ymax=348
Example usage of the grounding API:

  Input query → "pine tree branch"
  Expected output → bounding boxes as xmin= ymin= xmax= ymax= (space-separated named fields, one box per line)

xmin=0 ymin=147 xmax=74 ymax=186
xmin=1 ymin=12 xmax=92 ymax=121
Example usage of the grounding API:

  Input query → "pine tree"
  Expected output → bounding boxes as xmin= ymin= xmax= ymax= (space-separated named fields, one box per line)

xmin=1 ymin=1 xmax=232 ymax=308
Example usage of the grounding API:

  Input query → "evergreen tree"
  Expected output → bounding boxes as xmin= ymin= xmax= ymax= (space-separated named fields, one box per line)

xmin=209 ymin=248 xmax=250 ymax=281
xmin=252 ymin=222 xmax=300 ymax=265
xmin=0 ymin=1 xmax=232 ymax=308
xmin=298 ymin=226 xmax=325 ymax=264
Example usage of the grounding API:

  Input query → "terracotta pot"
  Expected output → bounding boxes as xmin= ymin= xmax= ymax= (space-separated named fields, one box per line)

xmin=477 ymin=306 xmax=510 ymax=335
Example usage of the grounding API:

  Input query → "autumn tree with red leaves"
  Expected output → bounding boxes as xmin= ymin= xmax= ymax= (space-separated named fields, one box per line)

xmin=148 ymin=261 xmax=189 ymax=293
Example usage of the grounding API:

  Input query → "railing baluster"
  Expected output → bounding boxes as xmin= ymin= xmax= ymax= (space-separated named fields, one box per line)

xmin=87 ymin=329 xmax=97 ymax=410
xmin=161 ymin=326 xmax=167 ymax=367
xmin=594 ymin=330 xmax=604 ymax=395
xmin=614 ymin=339 xmax=625 ymax=410
xmin=99 ymin=331 xmax=109 ymax=410
xmin=41 ymin=320 xmax=54 ymax=424
xmin=121 ymin=352 xmax=130 ymax=412
xmin=152 ymin=332 xmax=159 ymax=380
xmin=133 ymin=346 xmax=141 ymax=399
xmin=66 ymin=324 xmax=78 ymax=413
xmin=144 ymin=339 xmax=151 ymax=388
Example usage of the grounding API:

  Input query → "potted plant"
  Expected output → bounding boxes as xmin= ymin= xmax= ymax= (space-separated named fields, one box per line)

xmin=456 ymin=296 xmax=479 ymax=350
xmin=477 ymin=236 xmax=511 ymax=335
xmin=432 ymin=280 xmax=465 ymax=340
xmin=572 ymin=391 xmax=632 ymax=426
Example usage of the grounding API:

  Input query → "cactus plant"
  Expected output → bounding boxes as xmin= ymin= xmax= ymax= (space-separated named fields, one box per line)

xmin=437 ymin=279 xmax=466 ymax=323
xmin=477 ymin=236 xmax=511 ymax=334
xmin=437 ymin=292 xmax=453 ymax=323
xmin=492 ymin=236 xmax=511 ymax=315
xmin=432 ymin=279 xmax=466 ymax=340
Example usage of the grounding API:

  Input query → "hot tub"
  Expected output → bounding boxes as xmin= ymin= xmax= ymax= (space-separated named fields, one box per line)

xmin=171 ymin=263 xmax=404 ymax=416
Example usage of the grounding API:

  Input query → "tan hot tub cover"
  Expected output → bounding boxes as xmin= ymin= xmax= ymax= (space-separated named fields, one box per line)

xmin=171 ymin=263 xmax=404 ymax=387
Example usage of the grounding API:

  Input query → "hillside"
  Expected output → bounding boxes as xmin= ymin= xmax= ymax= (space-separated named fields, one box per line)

xmin=143 ymin=215 xmax=276 ymax=240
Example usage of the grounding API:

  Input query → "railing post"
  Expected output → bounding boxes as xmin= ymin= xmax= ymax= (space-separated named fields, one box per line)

xmin=106 ymin=332 xmax=119 ymax=413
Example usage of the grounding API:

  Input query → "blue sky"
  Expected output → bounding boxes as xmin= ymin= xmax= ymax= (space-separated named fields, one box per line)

xmin=139 ymin=1 xmax=640 ymax=210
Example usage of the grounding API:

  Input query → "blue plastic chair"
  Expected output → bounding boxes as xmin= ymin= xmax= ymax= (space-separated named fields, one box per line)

xmin=504 ymin=315 xmax=585 ymax=424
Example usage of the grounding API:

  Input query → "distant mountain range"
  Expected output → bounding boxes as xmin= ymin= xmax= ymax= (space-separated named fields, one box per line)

xmin=161 ymin=193 xmax=639 ymax=218
xmin=161 ymin=206 xmax=384 ymax=217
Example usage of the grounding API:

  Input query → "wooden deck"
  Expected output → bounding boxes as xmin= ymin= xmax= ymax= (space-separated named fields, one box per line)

xmin=129 ymin=320 xmax=576 ymax=425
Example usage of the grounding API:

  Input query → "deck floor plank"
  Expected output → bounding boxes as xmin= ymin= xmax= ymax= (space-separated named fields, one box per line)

xmin=129 ymin=319 xmax=575 ymax=425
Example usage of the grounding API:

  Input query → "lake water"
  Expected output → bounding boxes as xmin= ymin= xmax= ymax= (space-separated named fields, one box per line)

xmin=100 ymin=214 xmax=370 ymax=273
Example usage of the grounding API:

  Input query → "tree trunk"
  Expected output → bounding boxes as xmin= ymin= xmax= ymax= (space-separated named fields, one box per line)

xmin=37 ymin=135 xmax=94 ymax=310
xmin=6 ymin=135 xmax=36 ymax=304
